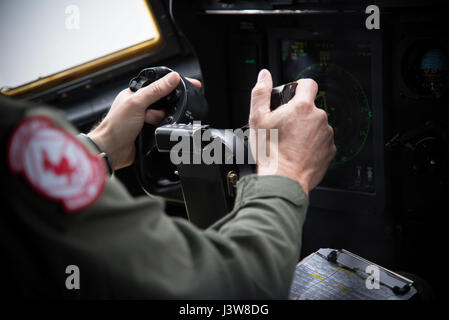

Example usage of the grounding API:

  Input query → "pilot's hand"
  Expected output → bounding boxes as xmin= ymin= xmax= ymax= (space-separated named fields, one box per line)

xmin=88 ymin=72 xmax=201 ymax=171
xmin=249 ymin=69 xmax=336 ymax=195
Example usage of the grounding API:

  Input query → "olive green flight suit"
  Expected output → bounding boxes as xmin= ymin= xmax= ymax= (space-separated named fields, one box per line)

xmin=0 ymin=95 xmax=308 ymax=299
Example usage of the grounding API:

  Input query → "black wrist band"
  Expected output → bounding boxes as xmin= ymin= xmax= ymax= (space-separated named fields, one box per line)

xmin=78 ymin=133 xmax=113 ymax=176
xmin=98 ymin=152 xmax=114 ymax=176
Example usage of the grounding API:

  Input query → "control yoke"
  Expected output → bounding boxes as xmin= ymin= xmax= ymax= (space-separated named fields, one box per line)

xmin=131 ymin=66 xmax=295 ymax=228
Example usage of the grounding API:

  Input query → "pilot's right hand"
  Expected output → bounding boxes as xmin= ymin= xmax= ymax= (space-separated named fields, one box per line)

xmin=249 ymin=69 xmax=336 ymax=195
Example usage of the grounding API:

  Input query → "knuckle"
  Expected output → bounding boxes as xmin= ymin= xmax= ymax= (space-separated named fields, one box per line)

xmin=298 ymin=78 xmax=318 ymax=91
xmin=317 ymin=108 xmax=328 ymax=121
xmin=127 ymin=95 xmax=140 ymax=107
xmin=331 ymin=144 xmax=337 ymax=156
xmin=311 ymin=79 xmax=319 ymax=92
xmin=295 ymin=98 xmax=314 ymax=110
xmin=115 ymin=88 xmax=131 ymax=103
xmin=150 ymin=81 xmax=164 ymax=96
xmin=119 ymin=88 xmax=130 ymax=96
xmin=328 ymin=125 xmax=334 ymax=137
xmin=251 ymin=83 xmax=268 ymax=98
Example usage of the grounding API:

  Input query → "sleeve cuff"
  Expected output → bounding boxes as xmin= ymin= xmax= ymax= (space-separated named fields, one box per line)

xmin=234 ymin=174 xmax=308 ymax=207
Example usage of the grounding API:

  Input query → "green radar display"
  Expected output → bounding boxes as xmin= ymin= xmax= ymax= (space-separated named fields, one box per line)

xmin=297 ymin=63 xmax=371 ymax=165
xmin=281 ymin=39 xmax=375 ymax=192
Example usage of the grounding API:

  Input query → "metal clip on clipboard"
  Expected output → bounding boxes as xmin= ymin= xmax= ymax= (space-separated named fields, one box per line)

xmin=325 ymin=249 xmax=414 ymax=295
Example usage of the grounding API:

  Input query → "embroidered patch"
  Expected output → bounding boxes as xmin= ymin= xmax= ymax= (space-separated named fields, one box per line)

xmin=7 ymin=115 xmax=106 ymax=212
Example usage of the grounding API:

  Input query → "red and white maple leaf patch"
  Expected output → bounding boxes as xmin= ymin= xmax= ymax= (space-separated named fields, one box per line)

xmin=7 ymin=115 xmax=106 ymax=212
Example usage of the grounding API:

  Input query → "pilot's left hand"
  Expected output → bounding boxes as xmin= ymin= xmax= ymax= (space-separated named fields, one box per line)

xmin=87 ymin=72 xmax=201 ymax=171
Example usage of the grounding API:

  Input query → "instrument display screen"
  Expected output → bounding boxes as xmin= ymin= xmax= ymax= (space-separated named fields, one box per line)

xmin=281 ymin=39 xmax=375 ymax=192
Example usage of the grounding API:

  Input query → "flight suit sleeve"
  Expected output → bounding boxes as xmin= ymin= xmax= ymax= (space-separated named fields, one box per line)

xmin=4 ymin=105 xmax=308 ymax=299
xmin=68 ymin=173 xmax=308 ymax=299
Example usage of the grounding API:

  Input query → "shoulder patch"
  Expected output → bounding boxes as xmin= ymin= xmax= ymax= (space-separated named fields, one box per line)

xmin=7 ymin=115 xmax=106 ymax=213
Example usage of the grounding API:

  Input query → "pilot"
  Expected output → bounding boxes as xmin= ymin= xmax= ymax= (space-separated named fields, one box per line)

xmin=0 ymin=69 xmax=335 ymax=299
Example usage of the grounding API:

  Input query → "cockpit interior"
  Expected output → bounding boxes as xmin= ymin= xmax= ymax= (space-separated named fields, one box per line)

xmin=1 ymin=0 xmax=448 ymax=300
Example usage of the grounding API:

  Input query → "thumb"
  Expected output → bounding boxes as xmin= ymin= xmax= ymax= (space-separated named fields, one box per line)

xmin=132 ymin=72 xmax=181 ymax=110
xmin=250 ymin=69 xmax=273 ymax=122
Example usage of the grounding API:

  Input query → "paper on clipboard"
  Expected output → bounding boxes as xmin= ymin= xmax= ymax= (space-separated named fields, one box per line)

xmin=289 ymin=248 xmax=417 ymax=300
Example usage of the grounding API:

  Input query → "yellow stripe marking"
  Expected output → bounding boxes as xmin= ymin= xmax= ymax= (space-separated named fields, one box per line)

xmin=332 ymin=265 xmax=354 ymax=275
xmin=337 ymin=285 xmax=352 ymax=293
xmin=310 ymin=273 xmax=325 ymax=280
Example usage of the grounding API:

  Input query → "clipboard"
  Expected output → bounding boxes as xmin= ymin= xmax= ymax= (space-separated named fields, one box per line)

xmin=289 ymin=248 xmax=417 ymax=300
xmin=322 ymin=249 xmax=414 ymax=295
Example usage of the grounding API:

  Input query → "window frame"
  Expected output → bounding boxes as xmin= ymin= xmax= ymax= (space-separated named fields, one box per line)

xmin=1 ymin=0 xmax=166 ymax=98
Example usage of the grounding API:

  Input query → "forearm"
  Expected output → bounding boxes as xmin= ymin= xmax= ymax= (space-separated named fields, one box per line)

xmin=208 ymin=174 xmax=308 ymax=298
xmin=62 ymin=174 xmax=307 ymax=298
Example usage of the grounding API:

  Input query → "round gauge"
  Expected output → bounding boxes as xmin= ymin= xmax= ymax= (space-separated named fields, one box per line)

xmin=402 ymin=41 xmax=448 ymax=99
xmin=297 ymin=63 xmax=371 ymax=165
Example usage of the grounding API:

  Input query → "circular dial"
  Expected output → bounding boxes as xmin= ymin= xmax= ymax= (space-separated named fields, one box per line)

xmin=402 ymin=41 xmax=448 ymax=99
xmin=297 ymin=63 xmax=371 ymax=165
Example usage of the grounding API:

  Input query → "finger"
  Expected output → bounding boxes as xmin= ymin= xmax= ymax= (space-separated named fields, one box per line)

xmin=290 ymin=78 xmax=318 ymax=108
xmin=145 ymin=109 xmax=166 ymax=125
xmin=185 ymin=77 xmax=202 ymax=89
xmin=250 ymin=69 xmax=273 ymax=119
xmin=132 ymin=72 xmax=181 ymax=109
